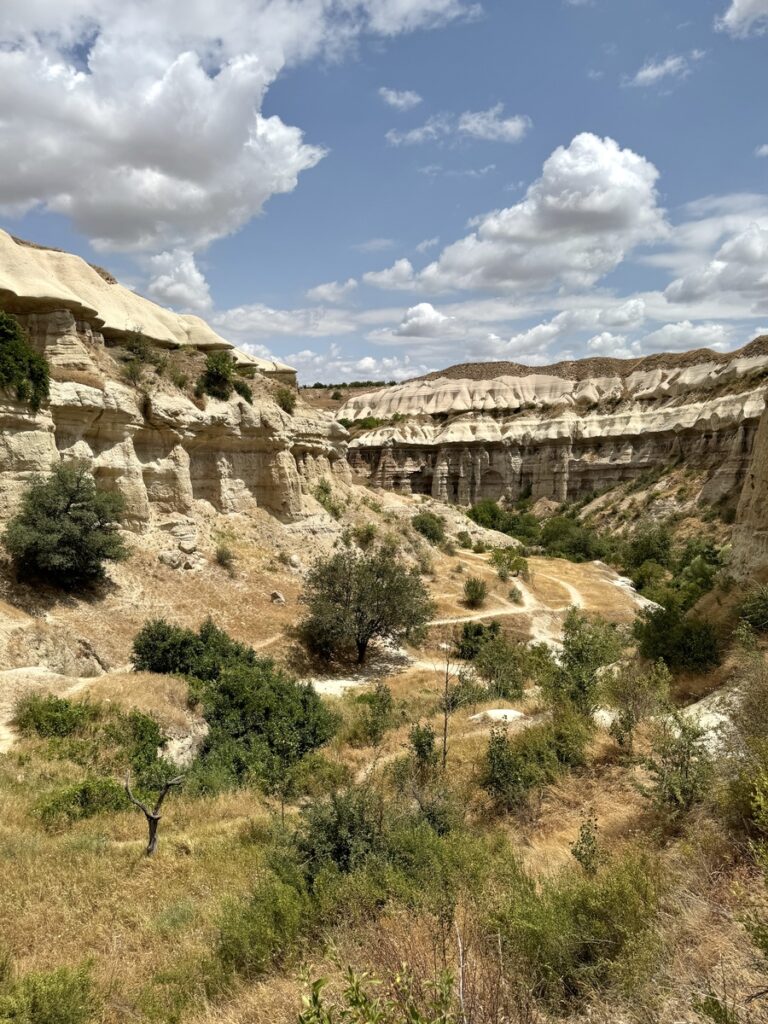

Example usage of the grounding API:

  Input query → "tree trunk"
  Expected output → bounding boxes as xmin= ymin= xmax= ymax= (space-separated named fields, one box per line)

xmin=356 ymin=638 xmax=368 ymax=664
xmin=146 ymin=815 xmax=160 ymax=857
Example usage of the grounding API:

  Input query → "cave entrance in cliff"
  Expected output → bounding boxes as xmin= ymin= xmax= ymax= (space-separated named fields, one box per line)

xmin=410 ymin=467 xmax=433 ymax=495
xmin=478 ymin=469 xmax=504 ymax=501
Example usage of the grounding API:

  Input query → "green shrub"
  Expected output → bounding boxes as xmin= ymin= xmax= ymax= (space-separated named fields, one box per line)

xmin=411 ymin=512 xmax=445 ymax=544
xmin=473 ymin=633 xmax=529 ymax=699
xmin=480 ymin=724 xmax=560 ymax=812
xmin=492 ymin=852 xmax=661 ymax=1007
xmin=3 ymin=463 xmax=127 ymax=588
xmin=13 ymin=694 xmax=99 ymax=739
xmin=170 ymin=369 xmax=189 ymax=390
xmin=298 ymin=968 xmax=454 ymax=1024
xmin=641 ymin=712 xmax=712 ymax=814
xmin=331 ymin=389 xmax=343 ymax=401
xmin=456 ymin=530 xmax=473 ymax=549
xmin=633 ymin=604 xmax=721 ymax=672
xmin=0 ymin=963 xmax=99 ymax=1024
xmin=132 ymin=616 xmax=258 ymax=681
xmin=214 ymin=544 xmax=235 ymax=573
xmin=312 ymin=478 xmax=342 ymax=519
xmin=275 ymin=386 xmax=296 ymax=414
xmin=233 ymin=377 xmax=253 ymax=404
xmin=0 ymin=312 xmax=50 ymax=413
xmin=467 ymin=500 xmax=542 ymax=545
xmin=601 ymin=660 xmax=671 ymax=753
xmin=623 ymin=525 xmax=673 ymax=571
xmin=463 ymin=576 xmax=487 ymax=609
xmin=351 ymin=523 xmax=377 ymax=549
xmin=195 ymin=351 xmax=238 ymax=401
xmin=297 ymin=787 xmax=386 ymax=880
xmin=122 ymin=358 xmax=144 ymax=386
xmin=546 ymin=608 xmax=623 ymax=714
xmin=740 ymin=585 xmax=768 ymax=633
xmin=454 ymin=620 xmax=500 ymax=660
xmin=36 ymin=777 xmax=128 ymax=829
xmin=540 ymin=516 xmax=606 ymax=562
xmin=490 ymin=548 xmax=529 ymax=580
xmin=348 ymin=683 xmax=395 ymax=746
xmin=215 ymin=874 xmax=307 ymax=979
xmin=299 ymin=545 xmax=435 ymax=664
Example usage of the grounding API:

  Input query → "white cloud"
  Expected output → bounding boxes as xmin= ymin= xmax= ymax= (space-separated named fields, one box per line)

xmin=393 ymin=302 xmax=455 ymax=336
xmin=665 ymin=222 xmax=768 ymax=311
xmin=285 ymin=343 xmax=430 ymax=383
xmin=416 ymin=236 xmax=440 ymax=253
xmin=716 ymin=0 xmax=768 ymax=36
xmin=386 ymin=104 xmax=530 ymax=146
xmin=213 ymin=303 xmax=356 ymax=340
xmin=457 ymin=104 xmax=531 ymax=143
xmin=354 ymin=237 xmax=396 ymax=252
xmin=378 ymin=87 xmax=422 ymax=110
xmin=0 ymin=0 xmax=474 ymax=263
xmin=586 ymin=331 xmax=634 ymax=358
xmin=639 ymin=321 xmax=733 ymax=351
xmin=418 ymin=163 xmax=496 ymax=178
xmin=756 ymin=144 xmax=768 ymax=157
xmin=370 ymin=133 xmax=667 ymax=294
xmin=306 ymin=278 xmax=358 ymax=303
xmin=147 ymin=249 xmax=212 ymax=312
xmin=626 ymin=50 xmax=704 ymax=88
xmin=363 ymin=258 xmax=417 ymax=290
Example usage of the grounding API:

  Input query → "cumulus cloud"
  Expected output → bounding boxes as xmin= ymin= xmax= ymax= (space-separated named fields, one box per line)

xmin=379 ymin=87 xmax=422 ymax=110
xmin=416 ymin=236 xmax=440 ymax=253
xmin=213 ymin=302 xmax=356 ymax=340
xmin=147 ymin=250 xmax=212 ymax=312
xmin=639 ymin=321 xmax=733 ymax=351
xmin=756 ymin=144 xmax=768 ymax=157
xmin=0 ymin=0 xmax=474 ymax=264
xmin=392 ymin=302 xmax=455 ymax=336
xmin=387 ymin=104 xmax=530 ymax=145
xmin=626 ymin=50 xmax=705 ymax=88
xmin=716 ymin=0 xmax=768 ymax=36
xmin=369 ymin=133 xmax=667 ymax=294
xmin=586 ymin=331 xmax=634 ymax=358
xmin=665 ymin=222 xmax=768 ymax=311
xmin=306 ymin=278 xmax=358 ymax=303
xmin=283 ymin=343 xmax=430 ymax=383
xmin=354 ymin=237 xmax=396 ymax=252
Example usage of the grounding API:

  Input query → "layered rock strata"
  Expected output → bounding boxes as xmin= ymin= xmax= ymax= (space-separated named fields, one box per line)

xmin=342 ymin=343 xmax=768 ymax=507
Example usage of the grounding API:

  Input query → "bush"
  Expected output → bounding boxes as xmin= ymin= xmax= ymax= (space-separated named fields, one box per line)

xmin=454 ymin=620 xmax=500 ymax=660
xmin=0 ymin=312 xmax=50 ymax=412
xmin=299 ymin=545 xmax=435 ymax=664
xmin=540 ymin=516 xmax=606 ymax=562
xmin=601 ymin=660 xmax=671 ymax=753
xmin=474 ymin=633 xmax=529 ymax=699
xmin=492 ymin=852 xmax=660 ymax=1007
xmin=0 ymin=963 xmax=99 ymax=1024
xmin=633 ymin=603 xmax=721 ymax=672
xmin=233 ymin=377 xmax=253 ymax=403
xmin=463 ymin=576 xmax=487 ymax=609
xmin=36 ymin=777 xmax=128 ymax=829
xmin=641 ymin=712 xmax=712 ymax=814
xmin=481 ymin=725 xmax=560 ymax=812
xmin=298 ymin=968 xmax=454 ymax=1024
xmin=740 ymin=585 xmax=768 ymax=633
xmin=132 ymin=616 xmax=258 ymax=681
xmin=348 ymin=683 xmax=395 ymax=746
xmin=490 ymin=548 xmax=529 ymax=580
xmin=297 ymin=787 xmax=386 ymax=881
xmin=195 ymin=352 xmax=247 ymax=402
xmin=623 ymin=525 xmax=673 ymax=571
xmin=312 ymin=478 xmax=342 ymax=519
xmin=13 ymin=694 xmax=99 ymax=739
xmin=275 ymin=386 xmax=296 ymax=414
xmin=3 ymin=463 xmax=127 ymax=588
xmin=546 ymin=608 xmax=623 ymax=714
xmin=456 ymin=530 xmax=473 ymax=549
xmin=215 ymin=873 xmax=307 ymax=979
xmin=122 ymin=358 xmax=144 ymax=386
xmin=214 ymin=544 xmax=235 ymax=573
xmin=411 ymin=512 xmax=445 ymax=544
xmin=351 ymin=523 xmax=377 ymax=549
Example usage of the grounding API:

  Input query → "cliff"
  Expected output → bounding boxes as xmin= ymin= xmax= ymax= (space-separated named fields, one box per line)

xmin=0 ymin=233 xmax=349 ymax=530
xmin=341 ymin=342 xmax=768 ymax=508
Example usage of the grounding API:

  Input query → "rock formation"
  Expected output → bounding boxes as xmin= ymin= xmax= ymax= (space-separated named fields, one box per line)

xmin=342 ymin=341 xmax=768 ymax=508
xmin=732 ymin=399 xmax=768 ymax=578
xmin=0 ymin=232 xmax=349 ymax=529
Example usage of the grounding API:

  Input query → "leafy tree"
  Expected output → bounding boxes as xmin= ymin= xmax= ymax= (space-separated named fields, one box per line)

xmin=633 ymin=602 xmax=721 ymax=672
xmin=299 ymin=545 xmax=435 ymax=664
xmin=3 ymin=463 xmax=127 ymax=588
xmin=132 ymin=616 xmax=258 ymax=680
xmin=474 ymin=633 xmax=528 ymax=699
xmin=540 ymin=517 xmax=606 ymax=562
xmin=454 ymin=620 xmax=500 ymax=660
xmin=601 ymin=660 xmax=671 ymax=753
xmin=546 ymin=608 xmax=623 ymax=714
xmin=641 ymin=712 xmax=712 ymax=814
xmin=0 ymin=311 xmax=50 ymax=412
xmin=623 ymin=525 xmax=673 ymax=571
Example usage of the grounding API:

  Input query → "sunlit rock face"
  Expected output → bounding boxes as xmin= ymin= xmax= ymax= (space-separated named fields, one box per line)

xmin=0 ymin=245 xmax=348 ymax=529
xmin=342 ymin=344 xmax=768 ymax=508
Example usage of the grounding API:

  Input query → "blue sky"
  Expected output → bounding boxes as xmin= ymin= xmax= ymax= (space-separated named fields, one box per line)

xmin=1 ymin=0 xmax=767 ymax=381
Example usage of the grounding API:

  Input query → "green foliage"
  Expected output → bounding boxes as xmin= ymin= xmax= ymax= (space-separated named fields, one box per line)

xmin=36 ymin=777 xmax=128 ymax=830
xmin=601 ymin=660 xmax=671 ymax=753
xmin=215 ymin=873 xmax=307 ymax=980
xmin=348 ymin=683 xmax=395 ymax=746
xmin=274 ymin=386 xmax=296 ymax=414
xmin=454 ymin=620 xmax=500 ymax=660
xmin=13 ymin=694 xmax=99 ymax=739
xmin=463 ymin=576 xmax=487 ymax=609
xmin=481 ymin=725 xmax=561 ymax=812
xmin=468 ymin=500 xmax=541 ymax=545
xmin=570 ymin=816 xmax=602 ymax=876
xmin=3 ymin=463 xmax=127 ymax=588
xmin=195 ymin=351 xmax=251 ymax=402
xmin=312 ymin=478 xmax=343 ymax=519
xmin=411 ymin=512 xmax=445 ymax=544
xmin=492 ymin=852 xmax=661 ymax=1007
xmin=214 ymin=544 xmax=235 ymax=573
xmin=739 ymin=585 xmax=768 ymax=633
xmin=298 ymin=968 xmax=455 ymax=1024
xmin=299 ymin=545 xmax=435 ymax=664
xmin=641 ymin=712 xmax=712 ymax=815
xmin=546 ymin=608 xmax=623 ymax=715
xmin=456 ymin=530 xmax=472 ymax=549
xmin=408 ymin=723 xmax=439 ymax=775
xmin=539 ymin=516 xmax=606 ymax=562
xmin=131 ymin=616 xmax=258 ymax=681
xmin=297 ymin=786 xmax=386 ymax=881
xmin=490 ymin=547 xmax=529 ymax=580
xmin=122 ymin=358 xmax=144 ymax=386
xmin=633 ymin=603 xmax=721 ymax=672
xmin=623 ymin=525 xmax=673 ymax=572
xmin=473 ymin=634 xmax=528 ymax=700
xmin=351 ymin=523 xmax=377 ymax=549
xmin=0 ymin=963 xmax=99 ymax=1024
xmin=0 ymin=312 xmax=50 ymax=412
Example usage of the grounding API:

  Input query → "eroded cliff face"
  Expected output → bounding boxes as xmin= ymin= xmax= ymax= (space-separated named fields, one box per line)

xmin=0 ymin=308 xmax=349 ymax=529
xmin=342 ymin=344 xmax=768 ymax=508
xmin=732 ymin=400 xmax=768 ymax=578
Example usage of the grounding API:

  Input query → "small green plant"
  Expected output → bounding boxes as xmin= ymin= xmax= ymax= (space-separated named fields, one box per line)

xmin=37 ymin=777 xmax=129 ymax=829
xmin=412 ymin=512 xmax=445 ymax=544
xmin=122 ymin=358 xmax=144 ymax=386
xmin=195 ymin=351 xmax=238 ymax=401
xmin=641 ymin=712 xmax=712 ymax=815
xmin=509 ymin=585 xmax=523 ymax=604
xmin=739 ymin=585 xmax=768 ymax=633
xmin=215 ymin=544 xmax=236 ymax=574
xmin=0 ymin=311 xmax=50 ymax=412
xmin=351 ymin=523 xmax=377 ymax=549
xmin=313 ymin=478 xmax=343 ymax=519
xmin=454 ymin=620 xmax=500 ymax=660
xmin=275 ymin=386 xmax=296 ymax=414
xmin=349 ymin=683 xmax=395 ymax=746
xmin=570 ymin=816 xmax=602 ymax=876
xmin=331 ymin=389 xmax=343 ymax=401
xmin=463 ymin=576 xmax=487 ymax=608
xmin=13 ymin=694 xmax=99 ymax=738
xmin=0 ymin=963 xmax=99 ymax=1024
xmin=170 ymin=369 xmax=189 ymax=390
xmin=233 ymin=377 xmax=253 ymax=403
xmin=456 ymin=530 xmax=473 ymax=549
xmin=602 ymin=660 xmax=671 ymax=753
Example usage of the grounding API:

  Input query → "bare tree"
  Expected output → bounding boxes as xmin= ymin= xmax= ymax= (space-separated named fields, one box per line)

xmin=124 ymin=772 xmax=184 ymax=856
